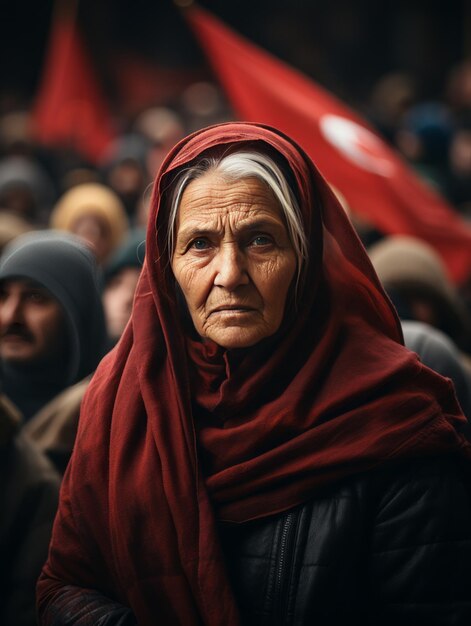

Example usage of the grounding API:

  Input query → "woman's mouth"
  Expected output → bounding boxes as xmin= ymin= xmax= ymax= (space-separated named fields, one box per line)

xmin=210 ymin=305 xmax=255 ymax=316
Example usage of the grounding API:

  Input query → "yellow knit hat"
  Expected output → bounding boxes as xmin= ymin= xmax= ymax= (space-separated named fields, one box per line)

xmin=50 ymin=183 xmax=129 ymax=260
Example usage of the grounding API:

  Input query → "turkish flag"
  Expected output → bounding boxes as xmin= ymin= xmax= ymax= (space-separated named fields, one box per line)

xmin=185 ymin=6 xmax=471 ymax=284
xmin=32 ymin=6 xmax=114 ymax=164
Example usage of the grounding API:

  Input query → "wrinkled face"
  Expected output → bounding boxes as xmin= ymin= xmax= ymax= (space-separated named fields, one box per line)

xmin=171 ymin=174 xmax=297 ymax=349
xmin=103 ymin=267 xmax=141 ymax=340
xmin=0 ymin=279 xmax=66 ymax=364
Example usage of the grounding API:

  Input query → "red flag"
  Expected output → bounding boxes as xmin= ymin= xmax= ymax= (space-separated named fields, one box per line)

xmin=185 ymin=6 xmax=471 ymax=284
xmin=32 ymin=3 xmax=114 ymax=163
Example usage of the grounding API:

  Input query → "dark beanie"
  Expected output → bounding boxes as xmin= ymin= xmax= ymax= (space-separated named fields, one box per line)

xmin=0 ymin=230 xmax=107 ymax=383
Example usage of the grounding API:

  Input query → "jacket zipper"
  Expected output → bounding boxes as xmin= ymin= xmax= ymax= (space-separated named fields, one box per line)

xmin=273 ymin=510 xmax=298 ymax=625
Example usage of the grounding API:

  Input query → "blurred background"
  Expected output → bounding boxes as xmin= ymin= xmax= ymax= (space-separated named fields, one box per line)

xmin=0 ymin=0 xmax=470 ymax=236
xmin=3 ymin=0 xmax=470 ymax=116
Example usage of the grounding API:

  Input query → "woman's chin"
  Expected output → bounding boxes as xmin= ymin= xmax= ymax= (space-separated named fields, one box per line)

xmin=204 ymin=326 xmax=269 ymax=350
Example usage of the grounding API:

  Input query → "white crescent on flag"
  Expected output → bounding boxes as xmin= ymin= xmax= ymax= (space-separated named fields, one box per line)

xmin=319 ymin=115 xmax=397 ymax=177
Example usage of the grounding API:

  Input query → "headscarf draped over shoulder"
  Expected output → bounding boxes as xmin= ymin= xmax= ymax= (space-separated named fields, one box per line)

xmin=39 ymin=123 xmax=471 ymax=626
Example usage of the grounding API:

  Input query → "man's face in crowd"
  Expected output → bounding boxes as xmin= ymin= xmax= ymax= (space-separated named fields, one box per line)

xmin=0 ymin=279 xmax=66 ymax=364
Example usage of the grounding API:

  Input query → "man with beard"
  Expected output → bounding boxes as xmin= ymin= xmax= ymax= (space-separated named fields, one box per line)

xmin=0 ymin=231 xmax=108 ymax=467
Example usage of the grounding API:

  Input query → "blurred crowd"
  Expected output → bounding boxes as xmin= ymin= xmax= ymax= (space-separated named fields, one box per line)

xmin=365 ymin=60 xmax=471 ymax=214
xmin=1 ymin=58 xmax=471 ymax=247
xmin=0 ymin=57 xmax=471 ymax=624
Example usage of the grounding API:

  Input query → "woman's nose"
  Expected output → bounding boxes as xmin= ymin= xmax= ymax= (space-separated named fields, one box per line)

xmin=213 ymin=244 xmax=249 ymax=290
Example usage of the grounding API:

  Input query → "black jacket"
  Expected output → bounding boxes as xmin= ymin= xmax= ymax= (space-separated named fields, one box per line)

xmin=38 ymin=457 xmax=471 ymax=625
xmin=221 ymin=457 xmax=471 ymax=626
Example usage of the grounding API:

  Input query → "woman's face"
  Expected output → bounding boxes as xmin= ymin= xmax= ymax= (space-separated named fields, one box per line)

xmin=171 ymin=173 xmax=297 ymax=349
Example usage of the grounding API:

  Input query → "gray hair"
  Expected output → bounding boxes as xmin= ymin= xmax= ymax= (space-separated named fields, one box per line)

xmin=166 ymin=151 xmax=308 ymax=284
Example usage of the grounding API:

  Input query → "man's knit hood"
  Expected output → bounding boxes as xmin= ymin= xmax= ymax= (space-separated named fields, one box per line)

xmin=0 ymin=231 xmax=107 ymax=386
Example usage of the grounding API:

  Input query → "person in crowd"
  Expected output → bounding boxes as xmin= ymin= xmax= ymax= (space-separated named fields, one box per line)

xmin=37 ymin=123 xmax=471 ymax=625
xmin=402 ymin=319 xmax=471 ymax=430
xmin=0 ymin=210 xmax=32 ymax=254
xmin=394 ymin=101 xmax=454 ymax=194
xmin=49 ymin=182 xmax=129 ymax=265
xmin=180 ymin=81 xmax=234 ymax=134
xmin=134 ymin=183 xmax=152 ymax=229
xmin=0 ymin=392 xmax=60 ymax=626
xmin=368 ymin=235 xmax=471 ymax=361
xmin=447 ymin=112 xmax=471 ymax=207
xmin=102 ymin=227 xmax=146 ymax=347
xmin=0 ymin=231 xmax=108 ymax=471
xmin=365 ymin=71 xmax=417 ymax=143
xmin=101 ymin=134 xmax=152 ymax=223
xmin=0 ymin=110 xmax=34 ymax=158
xmin=0 ymin=155 xmax=55 ymax=225
xmin=367 ymin=237 xmax=471 ymax=426
xmin=445 ymin=59 xmax=471 ymax=116
xmin=133 ymin=106 xmax=186 ymax=179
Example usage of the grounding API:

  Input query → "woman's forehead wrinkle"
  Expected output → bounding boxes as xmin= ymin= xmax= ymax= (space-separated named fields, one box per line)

xmin=178 ymin=178 xmax=284 ymax=235
xmin=177 ymin=214 xmax=286 ymax=245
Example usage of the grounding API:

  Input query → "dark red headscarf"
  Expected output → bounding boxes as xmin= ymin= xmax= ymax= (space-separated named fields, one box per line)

xmin=39 ymin=123 xmax=471 ymax=625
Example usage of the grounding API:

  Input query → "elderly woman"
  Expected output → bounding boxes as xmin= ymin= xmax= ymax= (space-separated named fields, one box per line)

xmin=37 ymin=123 xmax=471 ymax=625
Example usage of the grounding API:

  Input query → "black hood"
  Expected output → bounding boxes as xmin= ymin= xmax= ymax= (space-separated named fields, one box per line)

xmin=0 ymin=230 xmax=108 ymax=385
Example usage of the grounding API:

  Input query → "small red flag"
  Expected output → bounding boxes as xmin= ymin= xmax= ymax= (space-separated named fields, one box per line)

xmin=185 ymin=6 xmax=471 ymax=284
xmin=32 ymin=5 xmax=114 ymax=163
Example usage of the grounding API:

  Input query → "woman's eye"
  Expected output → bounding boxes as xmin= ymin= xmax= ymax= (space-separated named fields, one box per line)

xmin=190 ymin=238 xmax=210 ymax=250
xmin=251 ymin=235 xmax=272 ymax=246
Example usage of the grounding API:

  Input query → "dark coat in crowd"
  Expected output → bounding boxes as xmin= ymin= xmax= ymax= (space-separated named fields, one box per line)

xmin=403 ymin=320 xmax=471 ymax=423
xmin=22 ymin=376 xmax=91 ymax=474
xmin=0 ymin=394 xmax=60 ymax=626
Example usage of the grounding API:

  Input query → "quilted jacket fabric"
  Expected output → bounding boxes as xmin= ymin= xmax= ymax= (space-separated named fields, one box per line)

xmin=39 ymin=457 xmax=471 ymax=625
xmin=220 ymin=457 xmax=471 ymax=626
